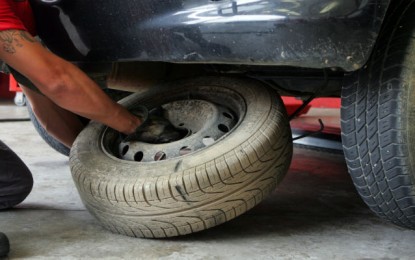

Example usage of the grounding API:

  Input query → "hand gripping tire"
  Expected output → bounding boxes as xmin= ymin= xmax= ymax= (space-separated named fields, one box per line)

xmin=70 ymin=77 xmax=293 ymax=238
xmin=341 ymin=1 xmax=415 ymax=228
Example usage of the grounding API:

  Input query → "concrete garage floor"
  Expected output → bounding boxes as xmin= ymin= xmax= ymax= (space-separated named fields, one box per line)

xmin=1 ymin=102 xmax=415 ymax=259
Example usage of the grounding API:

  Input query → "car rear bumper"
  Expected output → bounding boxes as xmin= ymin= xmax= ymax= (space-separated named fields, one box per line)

xmin=32 ymin=0 xmax=390 ymax=71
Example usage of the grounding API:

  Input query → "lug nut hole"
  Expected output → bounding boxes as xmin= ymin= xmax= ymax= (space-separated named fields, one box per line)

xmin=154 ymin=151 xmax=166 ymax=161
xmin=179 ymin=146 xmax=192 ymax=156
xmin=218 ymin=124 xmax=229 ymax=133
xmin=121 ymin=145 xmax=129 ymax=156
xmin=223 ymin=112 xmax=233 ymax=119
xmin=134 ymin=151 xmax=144 ymax=162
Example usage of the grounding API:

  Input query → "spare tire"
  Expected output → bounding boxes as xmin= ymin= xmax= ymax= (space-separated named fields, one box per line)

xmin=70 ymin=77 xmax=293 ymax=238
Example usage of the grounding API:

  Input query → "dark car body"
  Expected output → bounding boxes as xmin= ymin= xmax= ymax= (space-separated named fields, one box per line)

xmin=26 ymin=1 xmax=415 ymax=235
xmin=31 ymin=0 xmax=390 ymax=72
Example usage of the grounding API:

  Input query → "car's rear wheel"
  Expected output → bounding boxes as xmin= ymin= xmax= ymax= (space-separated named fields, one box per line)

xmin=70 ymin=77 xmax=293 ymax=237
xmin=341 ymin=0 xmax=415 ymax=228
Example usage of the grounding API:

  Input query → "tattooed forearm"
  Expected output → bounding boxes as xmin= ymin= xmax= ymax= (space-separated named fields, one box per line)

xmin=0 ymin=31 xmax=19 ymax=54
xmin=0 ymin=30 xmax=35 ymax=54
xmin=19 ymin=31 xmax=36 ymax=43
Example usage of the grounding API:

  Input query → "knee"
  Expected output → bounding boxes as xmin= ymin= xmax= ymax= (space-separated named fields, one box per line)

xmin=0 ymin=141 xmax=33 ymax=210
xmin=0 ymin=170 xmax=33 ymax=210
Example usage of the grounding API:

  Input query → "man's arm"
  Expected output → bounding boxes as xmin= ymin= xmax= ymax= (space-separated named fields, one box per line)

xmin=0 ymin=30 xmax=141 ymax=135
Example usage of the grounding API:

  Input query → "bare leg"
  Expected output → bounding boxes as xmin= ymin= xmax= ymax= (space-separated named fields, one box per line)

xmin=21 ymin=86 xmax=84 ymax=148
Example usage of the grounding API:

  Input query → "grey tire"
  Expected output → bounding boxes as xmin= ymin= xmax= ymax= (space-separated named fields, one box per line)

xmin=27 ymin=102 xmax=70 ymax=156
xmin=70 ymin=77 xmax=293 ymax=238
xmin=341 ymin=0 xmax=415 ymax=228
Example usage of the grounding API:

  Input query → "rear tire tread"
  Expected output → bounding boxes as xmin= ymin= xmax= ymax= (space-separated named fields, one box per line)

xmin=341 ymin=0 xmax=415 ymax=228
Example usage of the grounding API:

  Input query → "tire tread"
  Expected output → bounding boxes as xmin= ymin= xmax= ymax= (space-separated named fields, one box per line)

xmin=341 ymin=0 xmax=415 ymax=228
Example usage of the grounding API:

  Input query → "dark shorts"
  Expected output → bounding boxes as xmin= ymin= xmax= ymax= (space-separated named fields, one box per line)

xmin=0 ymin=140 xmax=33 ymax=210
